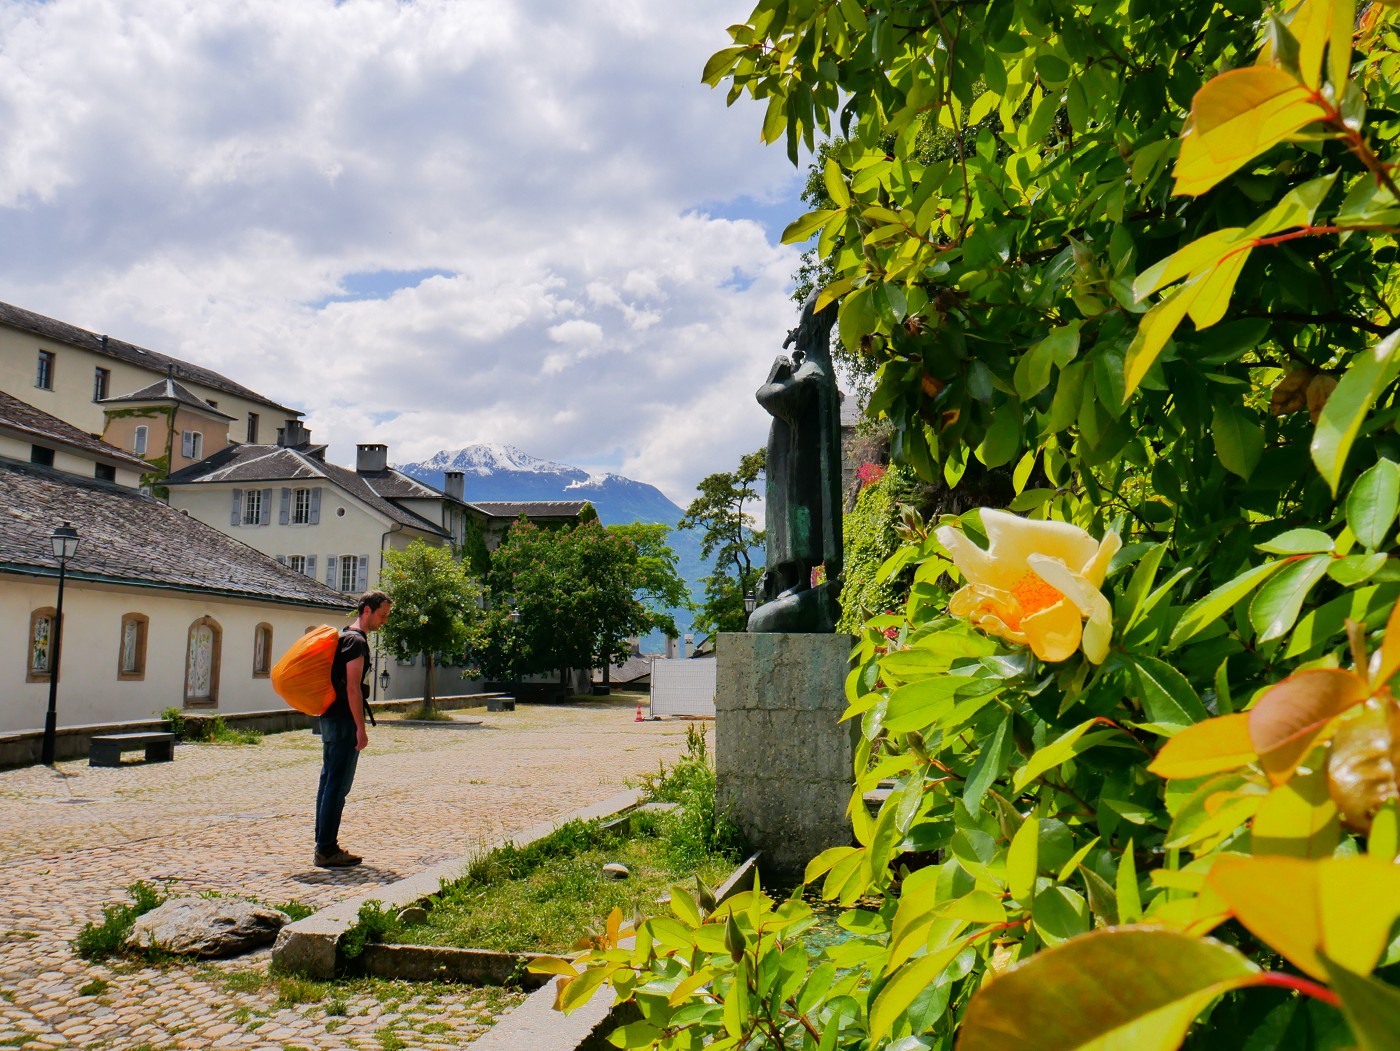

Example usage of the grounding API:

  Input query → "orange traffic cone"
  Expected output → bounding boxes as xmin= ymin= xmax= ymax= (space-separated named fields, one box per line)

xmin=635 ymin=704 xmax=644 ymax=722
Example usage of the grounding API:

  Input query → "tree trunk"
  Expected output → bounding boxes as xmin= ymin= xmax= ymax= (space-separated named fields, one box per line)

xmin=425 ymin=652 xmax=436 ymax=709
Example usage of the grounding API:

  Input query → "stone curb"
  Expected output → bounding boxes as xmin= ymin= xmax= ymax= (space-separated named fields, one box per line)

xmin=271 ymin=787 xmax=643 ymax=978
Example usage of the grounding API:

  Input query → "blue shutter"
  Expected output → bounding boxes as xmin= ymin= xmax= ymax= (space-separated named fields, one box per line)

xmin=357 ymin=555 xmax=369 ymax=592
xmin=306 ymin=555 xmax=317 ymax=578
xmin=230 ymin=489 xmax=242 ymax=526
xmin=279 ymin=488 xmax=290 ymax=525
xmin=259 ymin=488 xmax=272 ymax=526
xmin=275 ymin=555 xmax=286 ymax=565
xmin=326 ymin=556 xmax=338 ymax=588
xmin=310 ymin=487 xmax=321 ymax=524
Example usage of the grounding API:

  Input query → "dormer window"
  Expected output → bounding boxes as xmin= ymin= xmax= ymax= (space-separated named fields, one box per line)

xmin=181 ymin=430 xmax=203 ymax=460
xmin=35 ymin=350 xmax=54 ymax=390
xmin=133 ymin=426 xmax=148 ymax=456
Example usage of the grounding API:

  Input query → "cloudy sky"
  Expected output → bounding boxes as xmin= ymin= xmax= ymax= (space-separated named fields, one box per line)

xmin=0 ymin=0 xmax=810 ymax=506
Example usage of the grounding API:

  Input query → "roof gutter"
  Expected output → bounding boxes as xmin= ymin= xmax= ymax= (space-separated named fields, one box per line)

xmin=0 ymin=563 xmax=350 ymax=611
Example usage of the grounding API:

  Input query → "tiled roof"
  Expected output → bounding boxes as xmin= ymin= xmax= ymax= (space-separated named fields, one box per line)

xmin=358 ymin=469 xmax=449 ymax=501
xmin=102 ymin=376 xmax=235 ymax=420
xmin=0 ymin=390 xmax=150 ymax=472
xmin=0 ymin=300 xmax=300 ymax=416
xmin=468 ymin=501 xmax=588 ymax=519
xmin=0 ymin=457 xmax=349 ymax=609
xmin=162 ymin=445 xmax=449 ymax=536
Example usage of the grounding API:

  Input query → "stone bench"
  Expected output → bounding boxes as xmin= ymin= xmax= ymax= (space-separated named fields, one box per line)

xmin=486 ymin=697 xmax=515 ymax=712
xmin=89 ymin=732 xmax=176 ymax=767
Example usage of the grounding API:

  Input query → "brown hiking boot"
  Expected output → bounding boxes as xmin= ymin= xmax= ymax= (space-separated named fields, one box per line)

xmin=313 ymin=848 xmax=362 ymax=868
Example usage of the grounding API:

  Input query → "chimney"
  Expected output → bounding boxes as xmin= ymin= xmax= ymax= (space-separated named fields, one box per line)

xmin=357 ymin=443 xmax=388 ymax=473
xmin=665 ymin=635 xmax=678 ymax=659
xmin=443 ymin=471 xmax=465 ymax=501
xmin=279 ymin=419 xmax=311 ymax=447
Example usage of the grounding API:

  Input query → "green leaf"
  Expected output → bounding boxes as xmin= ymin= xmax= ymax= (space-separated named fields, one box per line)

xmin=822 ymin=158 xmax=850 ymax=210
xmin=1008 ymin=818 xmax=1040 ymax=902
xmin=1117 ymin=839 xmax=1143 ymax=923
xmin=1129 ymin=655 xmax=1210 ymax=727
xmin=1212 ymin=402 xmax=1264 ymax=479
xmin=1168 ymin=561 xmax=1287 ymax=650
xmin=1015 ymin=324 xmax=1080 ymax=399
xmin=958 ymin=929 xmax=1259 ymax=1051
xmin=1312 ymin=330 xmax=1400 ymax=495
xmin=1322 ymin=958 xmax=1400 ymax=1051
xmin=1347 ymin=459 xmax=1400 ymax=551
xmin=978 ymin=400 xmax=1022 ymax=468
xmin=1257 ymin=528 xmax=1335 ymax=555
xmin=1250 ymin=554 xmax=1332 ymax=642
xmin=1013 ymin=722 xmax=1121 ymax=792
xmin=963 ymin=719 xmax=1011 ymax=813
xmin=1031 ymin=885 xmax=1091 ymax=946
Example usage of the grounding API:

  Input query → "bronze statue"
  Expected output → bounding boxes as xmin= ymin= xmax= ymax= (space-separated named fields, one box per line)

xmin=747 ymin=294 xmax=843 ymax=633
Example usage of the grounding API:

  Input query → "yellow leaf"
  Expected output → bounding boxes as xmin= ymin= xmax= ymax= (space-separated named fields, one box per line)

xmin=1184 ymin=248 xmax=1251 ymax=329
xmin=1250 ymin=764 xmax=1341 ymax=858
xmin=668 ymin=967 xmax=716 ymax=1006
xmin=527 ymin=954 xmax=579 ymax=978
xmin=1133 ymin=228 xmax=1246 ymax=301
xmin=1174 ymin=66 xmax=1329 ymax=197
xmin=1209 ymin=855 xmax=1400 ymax=980
xmin=1247 ymin=667 xmax=1371 ymax=784
xmin=1148 ymin=713 xmax=1257 ymax=779
xmin=1123 ymin=278 xmax=1204 ymax=397
xmin=1374 ymin=596 xmax=1400 ymax=686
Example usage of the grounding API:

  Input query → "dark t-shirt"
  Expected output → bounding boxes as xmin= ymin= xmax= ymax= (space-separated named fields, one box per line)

xmin=325 ymin=627 xmax=370 ymax=724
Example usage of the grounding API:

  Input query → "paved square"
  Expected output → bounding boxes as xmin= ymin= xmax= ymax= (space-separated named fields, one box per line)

xmin=0 ymin=698 xmax=692 ymax=1050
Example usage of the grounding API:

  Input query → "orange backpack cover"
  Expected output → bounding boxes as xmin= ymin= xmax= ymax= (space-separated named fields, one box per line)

xmin=271 ymin=625 xmax=340 ymax=715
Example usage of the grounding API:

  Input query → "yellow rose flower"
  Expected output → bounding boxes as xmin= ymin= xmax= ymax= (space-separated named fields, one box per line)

xmin=935 ymin=510 xmax=1121 ymax=663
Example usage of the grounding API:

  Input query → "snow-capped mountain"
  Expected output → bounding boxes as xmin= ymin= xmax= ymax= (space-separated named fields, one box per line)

xmin=397 ymin=444 xmax=711 ymax=647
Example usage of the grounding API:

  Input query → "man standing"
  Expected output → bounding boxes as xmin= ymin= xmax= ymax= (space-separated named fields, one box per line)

xmin=315 ymin=589 xmax=391 ymax=868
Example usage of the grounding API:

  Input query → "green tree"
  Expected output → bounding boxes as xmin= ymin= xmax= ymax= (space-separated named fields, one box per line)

xmin=378 ymin=541 xmax=485 ymax=718
xmin=477 ymin=520 xmax=652 ymax=688
xmin=547 ymin=1 xmax=1400 ymax=1048
xmin=677 ymin=448 xmax=766 ymax=634
xmin=606 ymin=522 xmax=692 ymax=638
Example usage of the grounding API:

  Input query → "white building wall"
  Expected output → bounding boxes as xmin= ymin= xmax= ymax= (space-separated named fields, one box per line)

xmin=0 ymin=321 xmax=287 ymax=441
xmin=0 ymin=576 xmax=347 ymax=733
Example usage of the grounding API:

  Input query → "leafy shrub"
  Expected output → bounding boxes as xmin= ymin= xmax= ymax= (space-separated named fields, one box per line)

xmin=72 ymin=881 xmax=168 ymax=961
xmin=159 ymin=707 xmax=185 ymax=737
xmin=339 ymin=901 xmax=402 ymax=960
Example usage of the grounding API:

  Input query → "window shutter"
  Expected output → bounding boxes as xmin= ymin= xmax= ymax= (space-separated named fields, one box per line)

xmin=357 ymin=555 xmax=369 ymax=592
xmin=326 ymin=556 xmax=338 ymax=588
xmin=181 ymin=431 xmax=193 ymax=458
xmin=310 ymin=487 xmax=321 ymax=524
xmin=259 ymin=488 xmax=272 ymax=526
xmin=306 ymin=555 xmax=317 ymax=578
xmin=279 ymin=488 xmax=290 ymax=525
xmin=275 ymin=555 xmax=287 ymax=565
xmin=231 ymin=489 xmax=242 ymax=526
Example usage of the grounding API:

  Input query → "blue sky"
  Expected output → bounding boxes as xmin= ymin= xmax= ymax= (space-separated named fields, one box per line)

xmin=0 ymin=0 xmax=813 ymax=505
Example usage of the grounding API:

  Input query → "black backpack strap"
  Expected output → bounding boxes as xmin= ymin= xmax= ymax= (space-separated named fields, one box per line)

xmin=341 ymin=627 xmax=377 ymax=727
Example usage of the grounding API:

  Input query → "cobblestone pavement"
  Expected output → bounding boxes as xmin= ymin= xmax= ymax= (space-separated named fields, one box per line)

xmin=0 ymin=698 xmax=692 ymax=1050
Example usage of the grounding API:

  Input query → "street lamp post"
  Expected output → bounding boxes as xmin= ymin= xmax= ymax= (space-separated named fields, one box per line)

xmin=508 ymin=605 xmax=522 ymax=701
xmin=378 ymin=669 xmax=390 ymax=695
xmin=743 ymin=591 xmax=756 ymax=615
xmin=41 ymin=522 xmax=80 ymax=766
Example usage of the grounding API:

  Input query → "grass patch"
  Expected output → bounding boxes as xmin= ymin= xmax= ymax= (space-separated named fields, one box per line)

xmin=224 ymin=968 xmax=271 ymax=993
xmin=376 ymin=1029 xmax=407 ymax=1051
xmin=335 ymin=726 xmax=744 ymax=960
xmin=274 ymin=976 xmax=328 ymax=1006
xmin=78 ymin=977 xmax=109 ymax=996
xmin=401 ymin=704 xmax=451 ymax=721
xmin=72 ymin=880 xmax=169 ymax=961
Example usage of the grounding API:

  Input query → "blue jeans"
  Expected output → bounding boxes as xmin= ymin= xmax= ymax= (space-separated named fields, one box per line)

xmin=315 ymin=716 xmax=359 ymax=854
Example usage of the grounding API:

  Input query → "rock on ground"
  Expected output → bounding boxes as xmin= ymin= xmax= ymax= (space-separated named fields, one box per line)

xmin=126 ymin=897 xmax=288 ymax=957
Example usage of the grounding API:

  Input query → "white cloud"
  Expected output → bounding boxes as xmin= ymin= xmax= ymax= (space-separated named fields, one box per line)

xmin=0 ymin=0 xmax=811 ymax=507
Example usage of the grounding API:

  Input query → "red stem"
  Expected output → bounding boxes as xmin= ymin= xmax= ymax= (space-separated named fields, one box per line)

xmin=1253 ymin=971 xmax=1341 ymax=1007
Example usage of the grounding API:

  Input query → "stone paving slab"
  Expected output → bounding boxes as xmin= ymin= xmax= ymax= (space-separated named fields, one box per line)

xmin=0 ymin=698 xmax=689 ymax=1050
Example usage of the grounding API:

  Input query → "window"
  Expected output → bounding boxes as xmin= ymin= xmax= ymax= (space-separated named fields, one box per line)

xmin=287 ymin=554 xmax=306 ymax=574
xmin=95 ymin=463 xmax=116 ymax=482
xmin=183 ymin=616 xmax=221 ymax=707
xmin=30 ymin=446 xmax=54 ymax=467
xmin=252 ymin=624 xmax=273 ymax=677
xmin=118 ymin=613 xmax=148 ymax=680
xmin=181 ymin=430 xmax=203 ymax=460
xmin=340 ymin=556 xmax=358 ymax=592
xmin=242 ymin=489 xmax=262 ymax=525
xmin=133 ymin=426 xmax=148 ymax=456
xmin=93 ymin=367 xmax=110 ymax=402
xmin=207 ymin=400 xmax=217 ymax=408
xmin=247 ymin=412 xmax=259 ymax=444
xmin=293 ymin=488 xmax=312 ymax=524
xmin=35 ymin=350 xmax=54 ymax=390
xmin=27 ymin=608 xmax=56 ymax=682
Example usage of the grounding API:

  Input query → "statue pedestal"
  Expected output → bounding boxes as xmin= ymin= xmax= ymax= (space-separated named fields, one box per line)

xmin=714 ymin=632 xmax=857 ymax=881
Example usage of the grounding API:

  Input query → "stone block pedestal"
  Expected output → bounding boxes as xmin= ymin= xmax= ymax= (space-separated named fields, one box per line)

xmin=715 ymin=632 xmax=856 ymax=881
